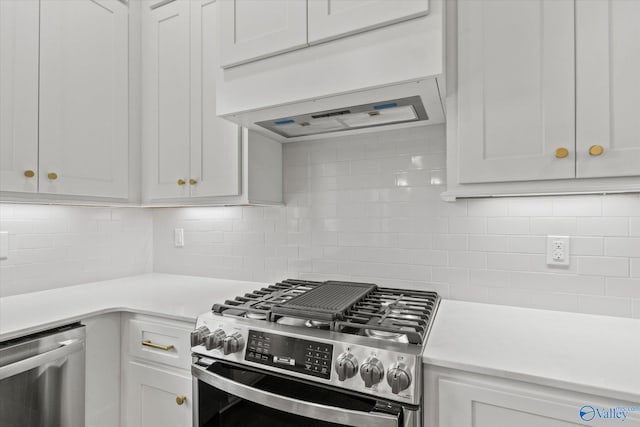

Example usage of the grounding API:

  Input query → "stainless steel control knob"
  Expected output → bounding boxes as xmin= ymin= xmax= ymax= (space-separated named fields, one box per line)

xmin=190 ymin=326 xmax=210 ymax=347
xmin=335 ymin=352 xmax=359 ymax=381
xmin=360 ymin=357 xmax=384 ymax=388
xmin=204 ymin=329 xmax=226 ymax=350
xmin=387 ymin=362 xmax=412 ymax=394
xmin=222 ymin=332 xmax=245 ymax=355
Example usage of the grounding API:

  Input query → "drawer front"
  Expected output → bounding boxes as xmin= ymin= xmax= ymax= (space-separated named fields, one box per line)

xmin=128 ymin=318 xmax=192 ymax=369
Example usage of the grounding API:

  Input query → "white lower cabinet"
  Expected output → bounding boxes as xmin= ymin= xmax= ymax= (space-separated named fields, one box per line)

xmin=84 ymin=313 xmax=123 ymax=427
xmin=124 ymin=362 xmax=192 ymax=427
xmin=424 ymin=367 xmax=640 ymax=427
xmin=121 ymin=314 xmax=194 ymax=427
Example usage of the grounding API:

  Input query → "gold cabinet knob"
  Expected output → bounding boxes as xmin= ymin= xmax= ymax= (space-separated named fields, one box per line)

xmin=177 ymin=179 xmax=186 ymax=186
xmin=589 ymin=145 xmax=604 ymax=156
xmin=554 ymin=148 xmax=569 ymax=159
xmin=24 ymin=170 xmax=35 ymax=178
xmin=47 ymin=172 xmax=58 ymax=180
xmin=175 ymin=395 xmax=186 ymax=406
xmin=189 ymin=179 xmax=197 ymax=185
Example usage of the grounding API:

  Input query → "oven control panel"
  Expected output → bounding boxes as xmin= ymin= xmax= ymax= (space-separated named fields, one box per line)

xmin=245 ymin=330 xmax=333 ymax=380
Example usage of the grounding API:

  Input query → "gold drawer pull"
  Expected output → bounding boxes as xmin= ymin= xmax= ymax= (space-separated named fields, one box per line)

xmin=189 ymin=178 xmax=197 ymax=185
xmin=176 ymin=395 xmax=186 ymax=406
xmin=177 ymin=179 xmax=186 ymax=186
xmin=24 ymin=170 xmax=35 ymax=178
xmin=589 ymin=145 xmax=604 ymax=156
xmin=47 ymin=172 xmax=58 ymax=180
xmin=142 ymin=340 xmax=174 ymax=351
xmin=554 ymin=147 xmax=569 ymax=159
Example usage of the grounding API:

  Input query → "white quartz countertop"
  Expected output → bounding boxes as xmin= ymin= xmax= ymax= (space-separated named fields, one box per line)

xmin=424 ymin=300 xmax=640 ymax=402
xmin=0 ymin=273 xmax=264 ymax=341
xmin=2 ymin=275 xmax=639 ymax=403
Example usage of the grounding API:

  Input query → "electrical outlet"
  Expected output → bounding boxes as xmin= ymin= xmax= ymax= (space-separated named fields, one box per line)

xmin=174 ymin=228 xmax=184 ymax=248
xmin=546 ymin=236 xmax=570 ymax=266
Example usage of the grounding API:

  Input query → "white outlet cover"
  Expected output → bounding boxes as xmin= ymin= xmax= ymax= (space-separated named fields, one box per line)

xmin=0 ymin=231 xmax=8 ymax=260
xmin=546 ymin=236 xmax=570 ymax=267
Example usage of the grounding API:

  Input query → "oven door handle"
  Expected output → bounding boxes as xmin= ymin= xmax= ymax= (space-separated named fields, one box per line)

xmin=0 ymin=338 xmax=84 ymax=381
xmin=192 ymin=363 xmax=399 ymax=427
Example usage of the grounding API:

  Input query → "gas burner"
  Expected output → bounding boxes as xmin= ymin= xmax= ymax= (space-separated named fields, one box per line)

xmin=276 ymin=317 xmax=307 ymax=327
xmin=364 ymin=328 xmax=409 ymax=343
xmin=245 ymin=312 xmax=267 ymax=320
xmin=305 ymin=320 xmax=330 ymax=329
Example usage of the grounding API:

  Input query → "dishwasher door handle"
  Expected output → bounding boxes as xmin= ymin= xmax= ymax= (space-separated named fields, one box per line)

xmin=0 ymin=338 xmax=84 ymax=380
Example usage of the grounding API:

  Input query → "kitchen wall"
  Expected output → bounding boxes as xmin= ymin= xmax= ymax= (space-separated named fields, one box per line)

xmin=0 ymin=204 xmax=152 ymax=297
xmin=153 ymin=124 xmax=640 ymax=319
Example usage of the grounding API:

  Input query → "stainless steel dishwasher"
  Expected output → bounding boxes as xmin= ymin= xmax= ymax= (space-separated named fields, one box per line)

xmin=0 ymin=323 xmax=85 ymax=427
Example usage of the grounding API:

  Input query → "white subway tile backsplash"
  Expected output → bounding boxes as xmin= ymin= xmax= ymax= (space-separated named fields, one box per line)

xmin=577 ymin=257 xmax=629 ymax=277
xmin=0 ymin=205 xmax=151 ymax=297
xmin=5 ymin=126 xmax=638 ymax=317
xmin=149 ymin=127 xmax=640 ymax=318
xmin=577 ymin=217 xmax=628 ymax=237
xmin=487 ymin=217 xmax=530 ymax=235
xmin=604 ymin=237 xmax=640 ymax=257
xmin=606 ymin=278 xmax=640 ymax=298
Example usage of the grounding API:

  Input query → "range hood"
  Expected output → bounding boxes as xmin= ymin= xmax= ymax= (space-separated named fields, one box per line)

xmin=221 ymin=78 xmax=445 ymax=143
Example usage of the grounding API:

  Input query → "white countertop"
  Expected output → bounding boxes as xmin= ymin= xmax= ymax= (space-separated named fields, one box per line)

xmin=2 ymin=275 xmax=638 ymax=403
xmin=424 ymin=300 xmax=640 ymax=402
xmin=0 ymin=273 xmax=264 ymax=341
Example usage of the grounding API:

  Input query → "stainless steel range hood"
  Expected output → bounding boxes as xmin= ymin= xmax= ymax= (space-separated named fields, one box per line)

xmin=221 ymin=78 xmax=445 ymax=143
xmin=256 ymin=96 xmax=428 ymax=139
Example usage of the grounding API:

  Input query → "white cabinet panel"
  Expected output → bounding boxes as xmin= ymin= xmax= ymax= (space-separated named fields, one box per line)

xmin=192 ymin=0 xmax=241 ymax=198
xmin=0 ymin=0 xmax=39 ymax=193
xmin=219 ymin=0 xmax=308 ymax=68
xmin=84 ymin=314 xmax=121 ymax=427
xmin=429 ymin=370 xmax=640 ymax=427
xmin=457 ymin=0 xmax=575 ymax=184
xmin=576 ymin=0 xmax=640 ymax=178
xmin=307 ymin=0 xmax=429 ymax=45
xmin=143 ymin=0 xmax=191 ymax=200
xmin=125 ymin=362 xmax=192 ymax=427
xmin=39 ymin=0 xmax=129 ymax=198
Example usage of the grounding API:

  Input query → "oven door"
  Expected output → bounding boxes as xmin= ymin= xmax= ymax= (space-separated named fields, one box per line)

xmin=192 ymin=360 xmax=417 ymax=427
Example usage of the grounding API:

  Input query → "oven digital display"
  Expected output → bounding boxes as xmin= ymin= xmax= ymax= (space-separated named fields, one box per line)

xmin=245 ymin=330 xmax=333 ymax=380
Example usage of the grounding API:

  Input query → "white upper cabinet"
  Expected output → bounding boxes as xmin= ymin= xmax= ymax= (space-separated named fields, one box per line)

xmin=457 ymin=0 xmax=575 ymax=184
xmin=576 ymin=0 xmax=640 ymax=178
xmin=143 ymin=0 xmax=192 ymax=200
xmin=307 ymin=0 xmax=429 ymax=45
xmin=193 ymin=0 xmax=242 ymax=198
xmin=219 ymin=0 xmax=308 ymax=68
xmin=39 ymin=0 xmax=129 ymax=198
xmin=0 ymin=0 xmax=39 ymax=193
xmin=143 ymin=0 xmax=252 ymax=203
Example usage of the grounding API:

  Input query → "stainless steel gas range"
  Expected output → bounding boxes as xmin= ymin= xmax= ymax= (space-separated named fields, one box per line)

xmin=190 ymin=279 xmax=440 ymax=427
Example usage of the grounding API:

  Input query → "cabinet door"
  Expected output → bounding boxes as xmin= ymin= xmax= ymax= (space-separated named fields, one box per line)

xmin=457 ymin=0 xmax=575 ymax=184
xmin=219 ymin=0 xmax=308 ymax=68
xmin=191 ymin=0 xmax=241 ymax=198
xmin=125 ymin=362 xmax=191 ymax=427
xmin=307 ymin=0 xmax=429 ymax=45
xmin=576 ymin=0 xmax=640 ymax=178
xmin=0 ymin=0 xmax=39 ymax=193
xmin=438 ymin=378 xmax=640 ymax=427
xmin=39 ymin=0 xmax=129 ymax=198
xmin=143 ymin=0 xmax=191 ymax=199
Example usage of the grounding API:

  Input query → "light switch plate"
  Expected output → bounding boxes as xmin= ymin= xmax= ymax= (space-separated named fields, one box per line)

xmin=546 ymin=236 xmax=570 ymax=266
xmin=0 ymin=231 xmax=8 ymax=260
xmin=174 ymin=228 xmax=184 ymax=248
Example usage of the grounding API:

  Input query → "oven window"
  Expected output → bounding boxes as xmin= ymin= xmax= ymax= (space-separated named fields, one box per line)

xmin=197 ymin=362 xmax=392 ymax=427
